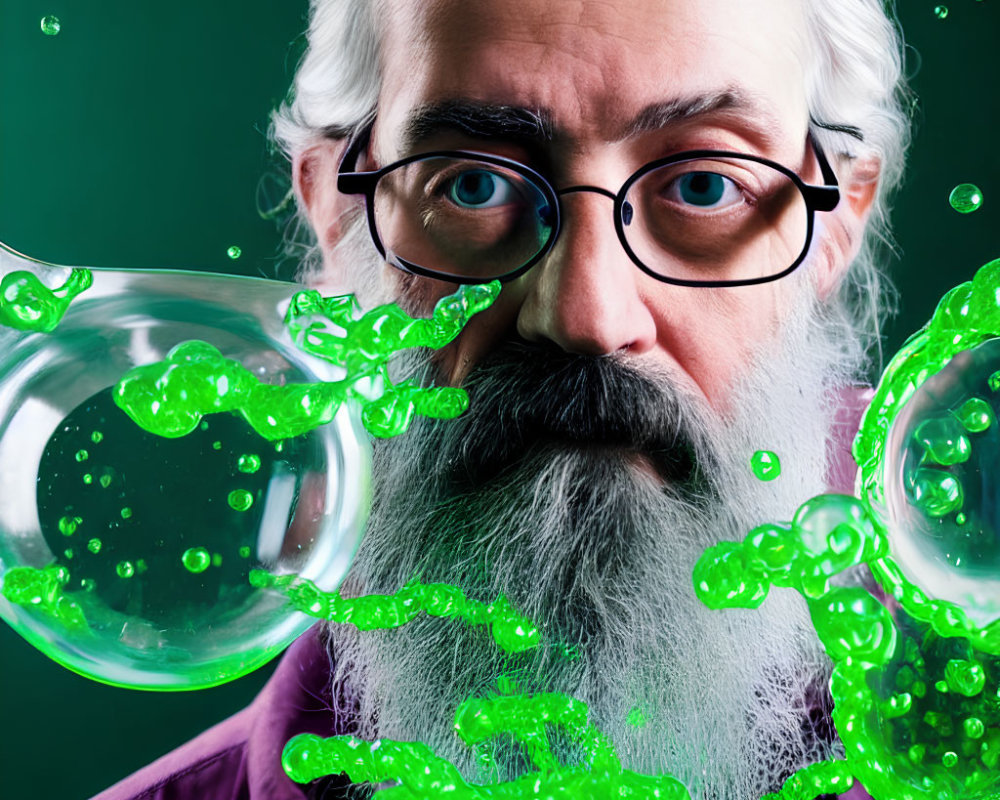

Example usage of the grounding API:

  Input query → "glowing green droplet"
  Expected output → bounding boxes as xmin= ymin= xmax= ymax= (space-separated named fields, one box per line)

xmin=910 ymin=467 xmax=963 ymax=518
xmin=228 ymin=489 xmax=254 ymax=511
xmin=63 ymin=548 xmax=73 ymax=559
xmin=86 ymin=537 xmax=101 ymax=554
xmin=908 ymin=744 xmax=926 ymax=765
xmin=120 ymin=507 xmax=132 ymax=520
xmin=58 ymin=515 xmax=81 ymax=536
xmin=956 ymin=512 xmax=967 ymax=525
xmin=211 ymin=553 xmax=223 ymax=567
xmin=958 ymin=396 xmax=993 ymax=432
xmin=942 ymin=751 xmax=959 ymax=768
xmin=182 ymin=547 xmax=211 ymax=574
xmin=274 ymin=441 xmax=284 ymax=452
xmin=750 ymin=449 xmax=781 ymax=481
xmin=80 ymin=578 xmax=95 ymax=592
xmin=227 ymin=246 xmax=242 ymax=260
xmin=238 ymin=545 xmax=251 ymax=558
xmin=964 ymin=717 xmax=985 ymax=739
xmin=212 ymin=440 xmax=222 ymax=451
xmin=74 ymin=449 xmax=88 ymax=462
xmin=90 ymin=430 xmax=103 ymax=443
xmin=40 ymin=15 xmax=61 ymax=35
xmin=946 ymin=658 xmax=986 ymax=696
xmin=950 ymin=183 xmax=983 ymax=214
xmin=989 ymin=370 xmax=1000 ymax=393
xmin=913 ymin=417 xmax=970 ymax=465
xmin=116 ymin=560 xmax=134 ymax=579
xmin=237 ymin=453 xmax=261 ymax=473
xmin=82 ymin=473 xmax=92 ymax=485
xmin=99 ymin=473 xmax=112 ymax=488
xmin=934 ymin=5 xmax=949 ymax=19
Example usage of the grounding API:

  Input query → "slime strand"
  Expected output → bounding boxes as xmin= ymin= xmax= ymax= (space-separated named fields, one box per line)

xmin=114 ymin=281 xmax=500 ymax=441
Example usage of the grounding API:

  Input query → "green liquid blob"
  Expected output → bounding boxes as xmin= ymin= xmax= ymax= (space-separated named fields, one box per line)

xmin=946 ymin=659 xmax=986 ymax=697
xmin=40 ymin=15 xmax=61 ymax=35
xmin=86 ymin=538 xmax=101 ymax=554
xmin=58 ymin=515 xmax=81 ymax=536
xmin=116 ymin=561 xmax=135 ymax=579
xmin=181 ymin=547 xmax=211 ymax=574
xmin=237 ymin=453 xmax=261 ymax=473
xmin=90 ymin=430 xmax=103 ymax=443
xmin=238 ymin=545 xmax=251 ymax=558
xmin=910 ymin=467 xmax=964 ymax=518
xmin=75 ymin=449 xmax=89 ymax=462
xmin=913 ymin=417 xmax=970 ymax=465
xmin=82 ymin=473 xmax=93 ymax=485
xmin=227 ymin=489 xmax=253 ymax=512
xmin=1 ymin=564 xmax=85 ymax=629
xmin=964 ymin=717 xmax=985 ymax=739
xmin=958 ymin=396 xmax=993 ymax=432
xmin=950 ymin=183 xmax=983 ymax=214
xmin=934 ymin=5 xmax=949 ymax=19
xmin=0 ymin=268 xmax=91 ymax=332
xmin=63 ymin=548 xmax=74 ymax=560
xmin=114 ymin=282 xmax=500 ymax=441
xmin=120 ymin=507 xmax=132 ymax=520
xmin=227 ymin=246 xmax=242 ymax=260
xmin=750 ymin=449 xmax=781 ymax=481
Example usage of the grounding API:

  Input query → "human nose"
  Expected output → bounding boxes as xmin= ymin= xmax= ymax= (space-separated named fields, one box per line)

xmin=515 ymin=189 xmax=657 ymax=356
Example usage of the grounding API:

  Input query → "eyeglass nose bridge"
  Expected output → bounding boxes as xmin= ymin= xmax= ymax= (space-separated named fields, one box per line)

xmin=552 ymin=184 xmax=632 ymax=231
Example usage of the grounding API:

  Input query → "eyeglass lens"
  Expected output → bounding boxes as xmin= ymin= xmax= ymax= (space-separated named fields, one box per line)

xmin=372 ymin=155 xmax=809 ymax=283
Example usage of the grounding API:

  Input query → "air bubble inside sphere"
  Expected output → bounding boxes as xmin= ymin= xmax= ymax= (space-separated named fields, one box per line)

xmin=876 ymin=338 xmax=1000 ymax=627
xmin=0 ymin=252 xmax=370 ymax=690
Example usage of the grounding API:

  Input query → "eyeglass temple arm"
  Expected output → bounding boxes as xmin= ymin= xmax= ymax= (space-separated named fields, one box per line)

xmin=336 ymin=121 xmax=377 ymax=195
xmin=803 ymin=135 xmax=841 ymax=213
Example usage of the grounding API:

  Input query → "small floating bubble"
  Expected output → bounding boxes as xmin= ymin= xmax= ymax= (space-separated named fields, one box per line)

xmin=237 ymin=453 xmax=261 ymax=474
xmin=212 ymin=440 xmax=222 ymax=451
xmin=99 ymin=473 xmax=112 ymax=488
xmin=40 ymin=15 xmax=61 ymax=35
xmin=934 ymin=5 xmax=949 ymax=19
xmin=182 ymin=547 xmax=211 ymax=574
xmin=86 ymin=537 xmax=101 ymax=554
xmin=227 ymin=246 xmax=242 ymax=260
xmin=228 ymin=489 xmax=254 ymax=512
xmin=120 ymin=507 xmax=132 ymax=520
xmin=82 ymin=473 xmax=93 ymax=485
xmin=63 ymin=548 xmax=73 ymax=560
xmin=989 ymin=370 xmax=1000 ymax=392
xmin=965 ymin=717 xmax=985 ymax=739
xmin=116 ymin=561 xmax=135 ymax=579
xmin=75 ymin=449 xmax=88 ymax=462
xmin=90 ymin=431 xmax=103 ymax=443
xmin=80 ymin=578 xmax=95 ymax=592
xmin=958 ymin=397 xmax=993 ymax=432
xmin=238 ymin=545 xmax=251 ymax=558
xmin=956 ymin=512 xmax=967 ymax=525
xmin=750 ymin=449 xmax=781 ymax=481
xmin=949 ymin=183 xmax=983 ymax=214
xmin=942 ymin=751 xmax=958 ymax=768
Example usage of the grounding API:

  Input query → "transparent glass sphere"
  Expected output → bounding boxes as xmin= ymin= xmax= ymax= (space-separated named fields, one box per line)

xmin=880 ymin=337 xmax=1000 ymax=627
xmin=0 ymin=246 xmax=370 ymax=689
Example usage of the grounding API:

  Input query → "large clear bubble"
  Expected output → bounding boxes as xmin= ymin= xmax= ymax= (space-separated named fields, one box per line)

xmin=878 ymin=337 xmax=1000 ymax=627
xmin=0 ymin=248 xmax=370 ymax=690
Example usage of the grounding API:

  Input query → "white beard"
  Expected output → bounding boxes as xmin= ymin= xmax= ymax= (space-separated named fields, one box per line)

xmin=314 ymin=215 xmax=866 ymax=800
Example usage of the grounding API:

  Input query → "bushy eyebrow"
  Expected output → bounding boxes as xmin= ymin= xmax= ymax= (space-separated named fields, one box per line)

xmin=398 ymin=88 xmax=783 ymax=152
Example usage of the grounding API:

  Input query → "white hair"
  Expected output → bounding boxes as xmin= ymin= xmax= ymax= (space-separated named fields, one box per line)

xmin=268 ymin=0 xmax=913 ymax=374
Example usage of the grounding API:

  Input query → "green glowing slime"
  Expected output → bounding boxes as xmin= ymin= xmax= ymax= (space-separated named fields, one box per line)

xmin=0 ymin=268 xmax=92 ymax=332
xmin=113 ymin=280 xmax=500 ymax=440
xmin=695 ymin=258 xmax=1000 ymax=800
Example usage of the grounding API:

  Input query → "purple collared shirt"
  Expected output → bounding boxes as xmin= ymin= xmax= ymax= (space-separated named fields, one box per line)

xmin=93 ymin=388 xmax=875 ymax=800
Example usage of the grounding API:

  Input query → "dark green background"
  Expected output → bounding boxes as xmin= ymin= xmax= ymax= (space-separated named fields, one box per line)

xmin=1 ymin=1 xmax=998 ymax=797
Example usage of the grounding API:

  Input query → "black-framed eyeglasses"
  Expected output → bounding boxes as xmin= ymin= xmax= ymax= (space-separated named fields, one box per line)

xmin=337 ymin=120 xmax=840 ymax=288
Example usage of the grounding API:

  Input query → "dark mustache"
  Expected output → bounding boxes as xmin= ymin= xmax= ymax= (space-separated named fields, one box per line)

xmin=440 ymin=340 xmax=704 ymax=487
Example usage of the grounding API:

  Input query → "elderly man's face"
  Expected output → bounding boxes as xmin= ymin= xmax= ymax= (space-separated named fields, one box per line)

xmin=305 ymin=0 xmax=874 ymax=413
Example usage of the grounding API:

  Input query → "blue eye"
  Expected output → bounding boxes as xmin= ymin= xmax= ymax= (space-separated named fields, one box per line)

xmin=673 ymin=172 xmax=740 ymax=208
xmin=447 ymin=170 xmax=515 ymax=208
